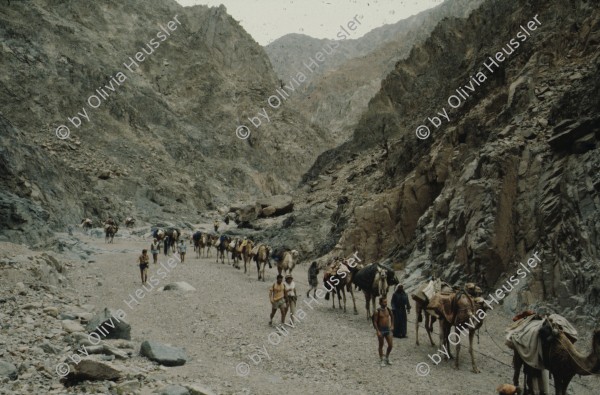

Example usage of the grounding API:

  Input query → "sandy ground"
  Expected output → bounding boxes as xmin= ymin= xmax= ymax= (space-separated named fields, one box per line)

xmin=63 ymin=227 xmax=599 ymax=395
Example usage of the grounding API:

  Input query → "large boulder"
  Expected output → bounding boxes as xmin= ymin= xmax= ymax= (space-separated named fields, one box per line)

xmin=0 ymin=360 xmax=18 ymax=380
xmin=140 ymin=341 xmax=187 ymax=366
xmin=67 ymin=359 xmax=122 ymax=381
xmin=86 ymin=308 xmax=131 ymax=340
xmin=257 ymin=195 xmax=294 ymax=216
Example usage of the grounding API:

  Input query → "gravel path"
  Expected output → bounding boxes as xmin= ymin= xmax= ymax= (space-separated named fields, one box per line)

xmin=65 ymin=229 xmax=599 ymax=395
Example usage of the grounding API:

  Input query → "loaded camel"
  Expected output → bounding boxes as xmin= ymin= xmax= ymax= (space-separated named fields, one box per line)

xmin=80 ymin=218 xmax=93 ymax=232
xmin=231 ymin=238 xmax=244 ymax=269
xmin=216 ymin=235 xmax=231 ymax=264
xmin=124 ymin=217 xmax=135 ymax=228
xmin=255 ymin=244 xmax=271 ymax=281
xmin=510 ymin=316 xmax=600 ymax=395
xmin=277 ymin=249 xmax=299 ymax=276
xmin=104 ymin=224 xmax=118 ymax=243
xmin=323 ymin=257 xmax=359 ymax=314
xmin=412 ymin=279 xmax=453 ymax=346
xmin=241 ymin=239 xmax=255 ymax=274
xmin=353 ymin=263 xmax=399 ymax=320
xmin=427 ymin=283 xmax=487 ymax=373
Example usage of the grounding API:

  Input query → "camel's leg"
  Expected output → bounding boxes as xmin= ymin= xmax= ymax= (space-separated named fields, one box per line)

xmin=425 ymin=314 xmax=436 ymax=346
xmin=415 ymin=304 xmax=423 ymax=345
xmin=468 ymin=330 xmax=479 ymax=373
xmin=512 ymin=351 xmax=523 ymax=387
xmin=365 ymin=294 xmax=371 ymax=320
xmin=348 ymin=286 xmax=357 ymax=314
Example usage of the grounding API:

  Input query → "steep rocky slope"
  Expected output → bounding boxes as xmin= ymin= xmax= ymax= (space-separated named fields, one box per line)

xmin=266 ymin=0 xmax=484 ymax=143
xmin=267 ymin=0 xmax=600 ymax=324
xmin=0 ymin=0 xmax=331 ymax=245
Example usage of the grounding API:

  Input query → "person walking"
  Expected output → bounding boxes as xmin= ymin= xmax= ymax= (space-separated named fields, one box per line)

xmin=391 ymin=284 xmax=411 ymax=338
xmin=179 ymin=239 xmax=187 ymax=263
xmin=306 ymin=261 xmax=320 ymax=298
xmin=269 ymin=275 xmax=287 ymax=327
xmin=163 ymin=235 xmax=170 ymax=256
xmin=138 ymin=249 xmax=150 ymax=284
xmin=372 ymin=297 xmax=394 ymax=367
xmin=150 ymin=239 xmax=160 ymax=264
xmin=284 ymin=274 xmax=297 ymax=320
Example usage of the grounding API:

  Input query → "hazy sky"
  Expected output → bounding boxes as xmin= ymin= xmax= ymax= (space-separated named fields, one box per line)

xmin=175 ymin=0 xmax=445 ymax=45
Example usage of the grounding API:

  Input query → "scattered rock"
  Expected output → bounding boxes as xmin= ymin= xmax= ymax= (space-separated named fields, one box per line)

xmin=140 ymin=341 xmax=188 ymax=366
xmin=156 ymin=385 xmax=190 ymax=395
xmin=67 ymin=359 xmax=122 ymax=381
xmin=62 ymin=319 xmax=85 ymax=333
xmin=162 ymin=282 xmax=196 ymax=292
xmin=86 ymin=308 xmax=131 ymax=340
xmin=0 ymin=360 xmax=18 ymax=380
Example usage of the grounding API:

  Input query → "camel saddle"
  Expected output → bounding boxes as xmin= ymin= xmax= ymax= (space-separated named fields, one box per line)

xmin=505 ymin=313 xmax=578 ymax=370
xmin=412 ymin=279 xmax=452 ymax=304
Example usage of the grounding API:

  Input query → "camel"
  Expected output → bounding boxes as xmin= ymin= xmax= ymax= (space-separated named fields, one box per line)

xmin=198 ymin=233 xmax=210 ymax=258
xmin=428 ymin=283 xmax=487 ymax=373
xmin=323 ymin=258 xmax=358 ymax=314
xmin=192 ymin=231 xmax=202 ymax=257
xmin=80 ymin=218 xmax=93 ymax=232
xmin=104 ymin=224 xmax=118 ymax=243
xmin=277 ymin=250 xmax=299 ymax=276
xmin=216 ymin=236 xmax=231 ymax=264
xmin=255 ymin=244 xmax=271 ymax=281
xmin=362 ymin=266 xmax=389 ymax=320
xmin=511 ymin=321 xmax=600 ymax=395
xmin=241 ymin=239 xmax=254 ymax=274
xmin=164 ymin=228 xmax=179 ymax=254
xmin=124 ymin=217 xmax=135 ymax=228
xmin=231 ymin=238 xmax=243 ymax=269
xmin=412 ymin=279 xmax=453 ymax=346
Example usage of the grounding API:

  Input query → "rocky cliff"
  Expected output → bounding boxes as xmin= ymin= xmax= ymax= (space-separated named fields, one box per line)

xmin=0 ymin=0 xmax=331 ymax=245
xmin=273 ymin=0 xmax=600 ymax=324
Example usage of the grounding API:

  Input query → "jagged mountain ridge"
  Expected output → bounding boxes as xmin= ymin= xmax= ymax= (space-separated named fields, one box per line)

xmin=265 ymin=0 xmax=485 ymax=143
xmin=0 ymin=0 xmax=332 ymax=244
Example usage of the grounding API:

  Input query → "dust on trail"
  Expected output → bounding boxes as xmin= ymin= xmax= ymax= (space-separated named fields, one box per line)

xmin=66 ymin=228 xmax=599 ymax=395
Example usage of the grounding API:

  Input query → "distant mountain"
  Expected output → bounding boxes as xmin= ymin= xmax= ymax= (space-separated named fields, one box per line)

xmin=265 ymin=0 xmax=485 ymax=143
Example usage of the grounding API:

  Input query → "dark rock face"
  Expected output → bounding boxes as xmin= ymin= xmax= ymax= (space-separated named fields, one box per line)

xmin=140 ymin=340 xmax=187 ymax=366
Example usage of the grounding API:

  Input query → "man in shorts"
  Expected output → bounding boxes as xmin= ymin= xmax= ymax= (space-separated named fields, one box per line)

xmin=372 ymin=297 xmax=394 ymax=367
xmin=284 ymin=274 xmax=297 ymax=320
xmin=150 ymin=239 xmax=159 ymax=264
xmin=178 ymin=239 xmax=187 ymax=263
xmin=269 ymin=274 xmax=287 ymax=326
xmin=138 ymin=249 xmax=150 ymax=284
